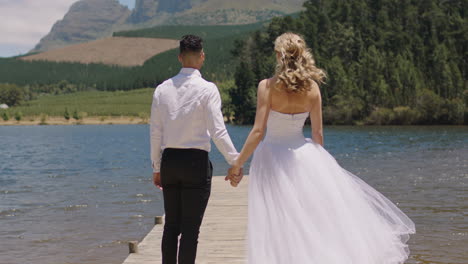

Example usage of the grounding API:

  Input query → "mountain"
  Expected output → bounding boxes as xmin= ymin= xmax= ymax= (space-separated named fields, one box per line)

xmin=31 ymin=0 xmax=131 ymax=53
xmin=30 ymin=0 xmax=305 ymax=53
xmin=128 ymin=0 xmax=158 ymax=24
xmin=130 ymin=0 xmax=305 ymax=24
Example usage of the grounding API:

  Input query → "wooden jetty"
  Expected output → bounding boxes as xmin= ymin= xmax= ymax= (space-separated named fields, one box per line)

xmin=122 ymin=176 xmax=249 ymax=264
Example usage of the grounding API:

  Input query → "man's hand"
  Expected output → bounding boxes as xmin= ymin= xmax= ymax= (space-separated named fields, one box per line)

xmin=153 ymin=172 xmax=162 ymax=190
xmin=225 ymin=167 xmax=243 ymax=187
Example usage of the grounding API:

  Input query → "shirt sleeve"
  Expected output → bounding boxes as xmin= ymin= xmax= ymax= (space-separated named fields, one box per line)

xmin=150 ymin=89 xmax=163 ymax=173
xmin=205 ymin=84 xmax=239 ymax=165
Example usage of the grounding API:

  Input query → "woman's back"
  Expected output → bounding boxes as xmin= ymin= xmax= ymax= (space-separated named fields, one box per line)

xmin=267 ymin=77 xmax=323 ymax=145
xmin=269 ymin=79 xmax=320 ymax=115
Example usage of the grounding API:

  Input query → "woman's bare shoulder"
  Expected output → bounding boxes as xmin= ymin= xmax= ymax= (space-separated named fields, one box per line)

xmin=308 ymin=81 xmax=321 ymax=99
xmin=258 ymin=77 xmax=278 ymax=93
xmin=258 ymin=79 xmax=268 ymax=88
xmin=260 ymin=77 xmax=276 ymax=87
xmin=305 ymin=81 xmax=321 ymax=111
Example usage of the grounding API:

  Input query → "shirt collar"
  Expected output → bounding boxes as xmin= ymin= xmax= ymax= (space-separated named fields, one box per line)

xmin=179 ymin=68 xmax=202 ymax=77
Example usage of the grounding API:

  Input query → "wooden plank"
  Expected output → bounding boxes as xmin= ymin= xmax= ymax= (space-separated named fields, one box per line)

xmin=122 ymin=176 xmax=249 ymax=264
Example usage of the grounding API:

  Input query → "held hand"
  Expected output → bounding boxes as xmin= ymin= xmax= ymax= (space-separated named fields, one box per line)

xmin=153 ymin=172 xmax=162 ymax=190
xmin=225 ymin=167 xmax=244 ymax=187
xmin=230 ymin=165 xmax=242 ymax=176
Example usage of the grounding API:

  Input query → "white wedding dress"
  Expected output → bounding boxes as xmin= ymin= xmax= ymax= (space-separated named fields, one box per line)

xmin=247 ymin=110 xmax=416 ymax=264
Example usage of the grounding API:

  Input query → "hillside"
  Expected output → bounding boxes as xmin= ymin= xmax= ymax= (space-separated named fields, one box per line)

xmin=30 ymin=0 xmax=305 ymax=53
xmin=187 ymin=0 xmax=304 ymax=13
xmin=113 ymin=23 xmax=265 ymax=39
xmin=137 ymin=0 xmax=305 ymax=25
xmin=21 ymin=37 xmax=178 ymax=67
xmin=1 ymin=23 xmax=265 ymax=91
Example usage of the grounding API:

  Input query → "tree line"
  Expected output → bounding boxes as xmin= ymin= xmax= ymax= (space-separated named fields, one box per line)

xmin=1 ymin=0 xmax=466 ymax=125
xmin=226 ymin=0 xmax=467 ymax=125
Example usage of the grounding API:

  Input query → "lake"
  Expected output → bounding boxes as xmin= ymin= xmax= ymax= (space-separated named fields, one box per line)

xmin=0 ymin=125 xmax=467 ymax=264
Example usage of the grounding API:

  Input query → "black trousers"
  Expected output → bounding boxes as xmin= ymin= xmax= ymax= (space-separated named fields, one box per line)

xmin=160 ymin=148 xmax=212 ymax=264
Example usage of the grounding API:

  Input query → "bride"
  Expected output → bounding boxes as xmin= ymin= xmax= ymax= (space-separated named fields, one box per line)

xmin=226 ymin=33 xmax=416 ymax=263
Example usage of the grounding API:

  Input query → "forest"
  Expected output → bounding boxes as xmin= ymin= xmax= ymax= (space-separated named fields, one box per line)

xmin=229 ymin=0 xmax=467 ymax=125
xmin=0 ymin=0 xmax=466 ymax=125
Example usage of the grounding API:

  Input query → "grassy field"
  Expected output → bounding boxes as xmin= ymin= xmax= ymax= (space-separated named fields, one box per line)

xmin=3 ymin=88 xmax=154 ymax=118
xmin=1 ymin=79 xmax=236 ymax=122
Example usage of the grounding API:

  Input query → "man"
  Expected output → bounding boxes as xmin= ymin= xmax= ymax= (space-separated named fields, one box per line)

xmin=150 ymin=35 xmax=242 ymax=264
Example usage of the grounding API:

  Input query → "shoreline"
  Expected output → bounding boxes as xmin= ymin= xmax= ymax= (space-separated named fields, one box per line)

xmin=0 ymin=116 xmax=148 ymax=126
xmin=1 ymin=116 xmax=466 ymax=127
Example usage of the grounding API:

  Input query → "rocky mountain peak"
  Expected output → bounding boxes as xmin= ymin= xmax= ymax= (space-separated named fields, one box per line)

xmin=30 ymin=0 xmax=306 ymax=53
xmin=31 ymin=0 xmax=130 ymax=52
xmin=128 ymin=0 xmax=158 ymax=24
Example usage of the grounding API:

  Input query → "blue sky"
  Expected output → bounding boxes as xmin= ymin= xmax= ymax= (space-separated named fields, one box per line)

xmin=0 ymin=0 xmax=136 ymax=58
xmin=120 ymin=0 xmax=136 ymax=9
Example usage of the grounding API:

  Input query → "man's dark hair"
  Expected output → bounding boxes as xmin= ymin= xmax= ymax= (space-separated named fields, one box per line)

xmin=180 ymin=35 xmax=203 ymax=54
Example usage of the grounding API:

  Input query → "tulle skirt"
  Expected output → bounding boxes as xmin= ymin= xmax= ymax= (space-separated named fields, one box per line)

xmin=248 ymin=138 xmax=416 ymax=264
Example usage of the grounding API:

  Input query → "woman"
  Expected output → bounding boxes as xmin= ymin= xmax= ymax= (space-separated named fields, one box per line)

xmin=227 ymin=33 xmax=415 ymax=263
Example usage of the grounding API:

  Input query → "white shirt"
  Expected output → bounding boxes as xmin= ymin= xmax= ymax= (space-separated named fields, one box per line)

xmin=150 ymin=68 xmax=239 ymax=173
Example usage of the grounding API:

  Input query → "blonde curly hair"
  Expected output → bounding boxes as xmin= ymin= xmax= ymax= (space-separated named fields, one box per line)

xmin=274 ymin=33 xmax=326 ymax=93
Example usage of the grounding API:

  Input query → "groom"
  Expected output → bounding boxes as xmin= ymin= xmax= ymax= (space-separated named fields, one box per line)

xmin=150 ymin=35 xmax=242 ymax=264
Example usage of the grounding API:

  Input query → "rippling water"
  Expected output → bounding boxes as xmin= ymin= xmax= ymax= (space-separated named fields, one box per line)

xmin=0 ymin=125 xmax=466 ymax=264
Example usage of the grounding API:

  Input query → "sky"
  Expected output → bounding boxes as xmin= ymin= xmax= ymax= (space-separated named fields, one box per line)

xmin=0 ymin=0 xmax=136 ymax=58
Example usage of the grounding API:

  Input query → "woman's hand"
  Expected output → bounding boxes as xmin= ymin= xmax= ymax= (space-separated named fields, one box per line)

xmin=230 ymin=164 xmax=242 ymax=176
xmin=225 ymin=166 xmax=243 ymax=187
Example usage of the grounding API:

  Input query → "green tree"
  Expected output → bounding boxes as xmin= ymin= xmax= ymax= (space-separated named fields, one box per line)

xmin=14 ymin=111 xmax=23 ymax=122
xmin=64 ymin=108 xmax=71 ymax=121
xmin=231 ymin=0 xmax=467 ymax=125
xmin=230 ymin=61 xmax=257 ymax=124
xmin=72 ymin=109 xmax=80 ymax=120
xmin=217 ymin=79 xmax=235 ymax=118
xmin=1 ymin=111 xmax=9 ymax=121
xmin=416 ymin=89 xmax=444 ymax=124
xmin=0 ymin=84 xmax=24 ymax=106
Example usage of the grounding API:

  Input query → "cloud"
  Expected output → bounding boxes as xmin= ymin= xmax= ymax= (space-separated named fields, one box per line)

xmin=0 ymin=0 xmax=79 ymax=56
xmin=0 ymin=0 xmax=135 ymax=57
